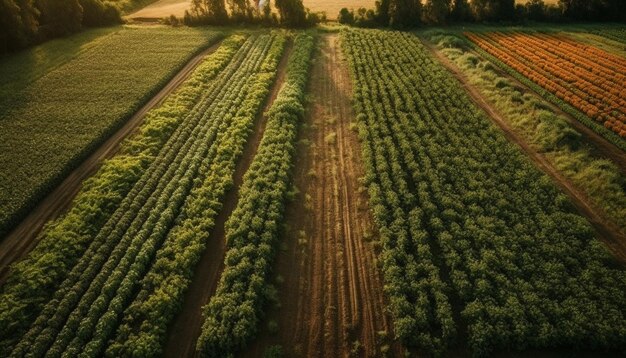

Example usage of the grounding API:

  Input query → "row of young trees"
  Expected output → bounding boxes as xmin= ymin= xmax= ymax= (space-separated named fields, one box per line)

xmin=0 ymin=0 xmax=121 ymax=53
xmin=1 ymin=33 xmax=287 ymax=357
xmin=185 ymin=0 xmax=316 ymax=27
xmin=196 ymin=32 xmax=315 ymax=357
xmin=338 ymin=0 xmax=626 ymax=27
xmin=343 ymin=28 xmax=626 ymax=356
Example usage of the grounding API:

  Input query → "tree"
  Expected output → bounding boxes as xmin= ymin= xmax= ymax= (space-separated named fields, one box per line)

xmin=424 ymin=0 xmax=451 ymax=24
xmin=190 ymin=0 xmax=228 ymax=24
xmin=450 ymin=0 xmax=471 ymax=21
xmin=274 ymin=0 xmax=307 ymax=27
xmin=0 ymin=0 xmax=39 ymax=52
xmin=227 ymin=0 xmax=252 ymax=21
xmin=35 ymin=0 xmax=82 ymax=37
xmin=471 ymin=0 xmax=514 ymax=21
xmin=337 ymin=7 xmax=354 ymax=24
xmin=375 ymin=0 xmax=390 ymax=25
xmin=389 ymin=0 xmax=421 ymax=27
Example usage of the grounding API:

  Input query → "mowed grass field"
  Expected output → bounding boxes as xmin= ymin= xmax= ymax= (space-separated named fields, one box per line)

xmin=0 ymin=26 xmax=221 ymax=237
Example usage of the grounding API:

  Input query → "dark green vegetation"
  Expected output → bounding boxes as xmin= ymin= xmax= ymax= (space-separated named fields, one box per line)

xmin=0 ymin=0 xmax=122 ymax=53
xmin=0 ymin=26 xmax=221 ymax=239
xmin=196 ymin=32 xmax=315 ymax=357
xmin=427 ymin=30 xmax=626 ymax=233
xmin=338 ymin=0 xmax=626 ymax=27
xmin=0 ymin=31 xmax=239 ymax=356
xmin=2 ymin=32 xmax=287 ymax=357
xmin=592 ymin=28 xmax=626 ymax=44
xmin=185 ymin=0 xmax=315 ymax=27
xmin=343 ymin=28 xmax=626 ymax=356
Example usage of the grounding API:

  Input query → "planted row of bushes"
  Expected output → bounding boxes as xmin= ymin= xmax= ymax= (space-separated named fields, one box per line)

xmin=343 ymin=28 xmax=626 ymax=356
xmin=196 ymin=33 xmax=316 ymax=358
xmin=0 ymin=31 xmax=231 ymax=355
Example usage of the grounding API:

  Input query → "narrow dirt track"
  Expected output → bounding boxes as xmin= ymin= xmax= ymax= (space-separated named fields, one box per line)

xmin=423 ymin=40 xmax=626 ymax=263
xmin=0 ymin=40 xmax=223 ymax=285
xmin=243 ymin=34 xmax=403 ymax=358
xmin=162 ymin=40 xmax=293 ymax=358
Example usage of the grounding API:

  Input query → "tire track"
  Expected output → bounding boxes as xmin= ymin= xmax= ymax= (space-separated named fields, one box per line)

xmin=240 ymin=34 xmax=403 ymax=358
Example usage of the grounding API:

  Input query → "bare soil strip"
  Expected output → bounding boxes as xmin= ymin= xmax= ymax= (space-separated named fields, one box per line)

xmin=0 ymin=41 xmax=224 ymax=285
xmin=243 ymin=34 xmax=402 ymax=358
xmin=423 ymin=40 xmax=626 ymax=263
xmin=162 ymin=40 xmax=293 ymax=358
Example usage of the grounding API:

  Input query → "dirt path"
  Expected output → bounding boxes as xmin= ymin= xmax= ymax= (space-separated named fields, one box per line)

xmin=242 ymin=34 xmax=402 ymax=358
xmin=423 ymin=40 xmax=626 ymax=263
xmin=0 ymin=41 xmax=224 ymax=285
xmin=161 ymin=40 xmax=293 ymax=358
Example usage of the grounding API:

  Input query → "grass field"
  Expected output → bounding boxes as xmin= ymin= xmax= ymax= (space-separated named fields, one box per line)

xmin=0 ymin=26 xmax=221 ymax=238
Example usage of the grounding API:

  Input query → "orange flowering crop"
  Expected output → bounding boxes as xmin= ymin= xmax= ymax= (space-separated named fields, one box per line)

xmin=465 ymin=31 xmax=626 ymax=139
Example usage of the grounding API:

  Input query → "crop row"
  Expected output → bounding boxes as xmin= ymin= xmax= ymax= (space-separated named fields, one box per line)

xmin=6 ymin=33 xmax=286 ymax=357
xmin=466 ymin=31 xmax=626 ymax=147
xmin=105 ymin=33 xmax=286 ymax=357
xmin=196 ymin=33 xmax=316 ymax=358
xmin=591 ymin=28 xmax=626 ymax=44
xmin=0 ymin=34 xmax=245 ymax=355
xmin=343 ymin=29 xmax=626 ymax=356
xmin=0 ymin=27 xmax=222 ymax=238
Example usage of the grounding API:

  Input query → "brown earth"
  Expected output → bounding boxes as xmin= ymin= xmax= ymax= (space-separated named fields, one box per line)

xmin=162 ymin=39 xmax=294 ymax=358
xmin=242 ymin=34 xmax=403 ymax=358
xmin=0 ymin=40 xmax=224 ymax=285
xmin=422 ymin=39 xmax=626 ymax=264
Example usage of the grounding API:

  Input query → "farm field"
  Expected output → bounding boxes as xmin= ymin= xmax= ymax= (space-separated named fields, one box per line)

xmin=466 ymin=31 xmax=626 ymax=148
xmin=0 ymin=26 xmax=221 ymax=240
xmin=342 ymin=28 xmax=626 ymax=356
xmin=0 ymin=18 xmax=626 ymax=358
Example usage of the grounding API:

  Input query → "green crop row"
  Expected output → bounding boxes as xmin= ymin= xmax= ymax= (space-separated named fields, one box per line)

xmin=196 ymin=33 xmax=316 ymax=358
xmin=343 ymin=28 xmax=626 ymax=356
xmin=4 ymin=33 xmax=286 ymax=357
xmin=0 ymin=33 xmax=245 ymax=355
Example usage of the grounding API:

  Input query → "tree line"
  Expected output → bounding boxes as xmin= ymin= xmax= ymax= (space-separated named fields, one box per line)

xmin=0 ymin=0 xmax=122 ymax=53
xmin=338 ymin=0 xmax=626 ymax=27
xmin=184 ymin=0 xmax=320 ymax=27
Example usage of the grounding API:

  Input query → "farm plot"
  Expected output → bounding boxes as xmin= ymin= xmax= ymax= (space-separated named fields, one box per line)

xmin=0 ymin=26 xmax=221 ymax=239
xmin=0 ymin=33 xmax=287 ymax=357
xmin=343 ymin=29 xmax=626 ymax=356
xmin=195 ymin=33 xmax=315 ymax=358
xmin=466 ymin=31 xmax=626 ymax=149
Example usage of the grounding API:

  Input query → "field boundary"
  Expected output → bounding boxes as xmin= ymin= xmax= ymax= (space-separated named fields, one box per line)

xmin=162 ymin=38 xmax=294 ymax=358
xmin=0 ymin=39 xmax=224 ymax=284
xmin=422 ymin=38 xmax=626 ymax=263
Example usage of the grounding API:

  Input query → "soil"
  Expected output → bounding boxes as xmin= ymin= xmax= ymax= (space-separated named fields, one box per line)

xmin=0 ymin=41 xmax=224 ymax=285
xmin=423 ymin=39 xmax=626 ymax=264
xmin=162 ymin=39 xmax=294 ymax=358
xmin=241 ymin=34 xmax=403 ymax=358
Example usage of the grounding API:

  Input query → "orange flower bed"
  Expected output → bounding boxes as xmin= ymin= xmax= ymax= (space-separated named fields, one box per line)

xmin=465 ymin=31 xmax=626 ymax=139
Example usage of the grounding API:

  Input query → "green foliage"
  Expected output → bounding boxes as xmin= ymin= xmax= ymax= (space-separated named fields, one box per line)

xmin=433 ymin=32 xmax=626 ymax=233
xmin=343 ymin=28 xmax=626 ymax=356
xmin=0 ymin=29 xmax=225 ymax=355
xmin=4 ymin=33 xmax=286 ymax=358
xmin=196 ymin=33 xmax=315 ymax=358
xmin=105 ymin=34 xmax=285 ymax=358
xmin=0 ymin=27 xmax=220 ymax=239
